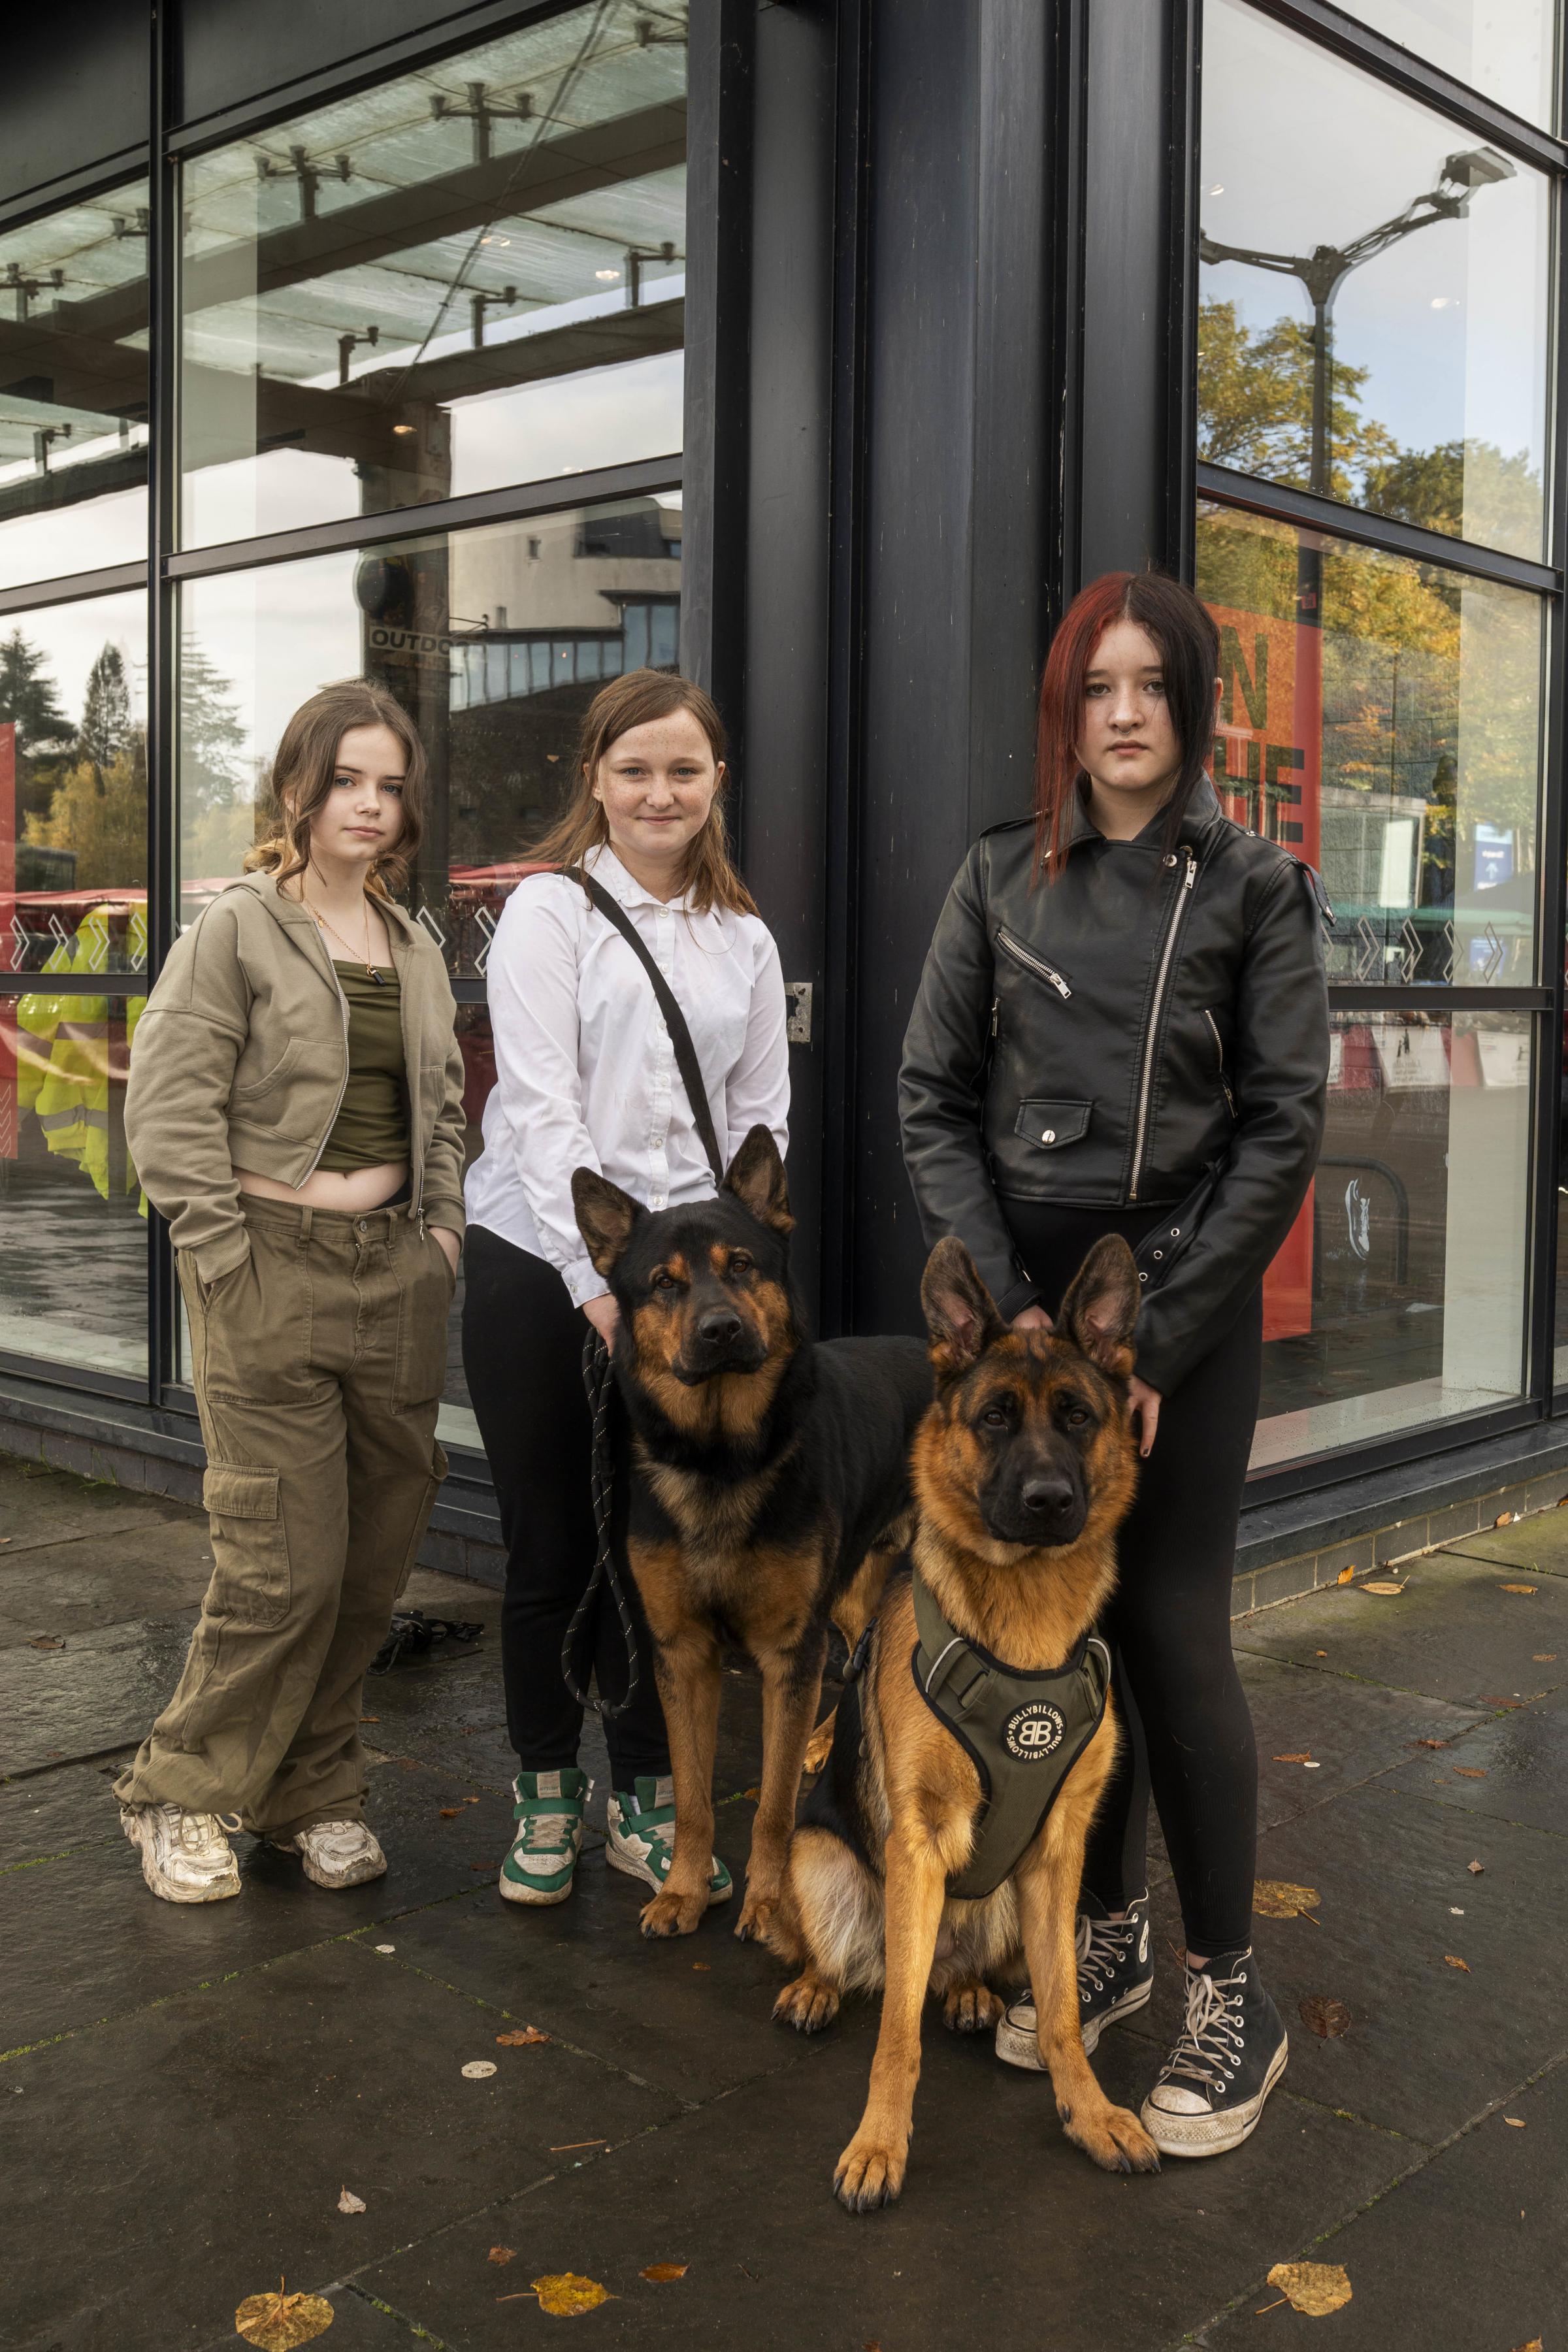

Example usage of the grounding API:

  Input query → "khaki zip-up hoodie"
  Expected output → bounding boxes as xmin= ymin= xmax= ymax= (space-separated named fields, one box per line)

xmin=125 ymin=872 xmax=468 ymax=1281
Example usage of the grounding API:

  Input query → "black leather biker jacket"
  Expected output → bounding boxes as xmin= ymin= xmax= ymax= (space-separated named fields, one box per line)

xmin=898 ymin=779 xmax=1330 ymax=1396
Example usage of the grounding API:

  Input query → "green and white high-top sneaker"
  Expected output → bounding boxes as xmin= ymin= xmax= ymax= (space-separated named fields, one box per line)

xmin=499 ymin=1768 xmax=590 ymax=1906
xmin=605 ymin=1776 xmax=732 ymax=1904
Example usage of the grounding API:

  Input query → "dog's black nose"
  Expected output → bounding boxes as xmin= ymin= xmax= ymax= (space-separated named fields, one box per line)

xmin=1019 ymin=1475 xmax=1075 ymax=1522
xmin=696 ymin=1308 xmax=743 ymax=1349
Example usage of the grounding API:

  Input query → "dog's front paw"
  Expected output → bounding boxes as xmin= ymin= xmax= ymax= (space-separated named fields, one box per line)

xmin=638 ymin=1887 xmax=708 ymax=1938
xmin=734 ymin=1887 xmax=777 ymax=1943
xmin=833 ymin=2131 xmax=907 ymax=2213
xmin=803 ymin=1708 xmax=837 ymax=1776
xmin=1061 ymin=2099 xmax=1160 ymax=2175
xmin=774 ymin=1970 xmax=841 ymax=2034
xmin=940 ymin=1979 xmax=1006 ymax=2034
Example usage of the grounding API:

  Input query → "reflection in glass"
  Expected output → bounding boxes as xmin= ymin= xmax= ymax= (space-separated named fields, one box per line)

xmin=176 ymin=493 xmax=681 ymax=969
xmin=0 ymin=178 xmax=150 ymax=591
xmin=180 ymin=0 xmax=687 ymax=549
xmin=1196 ymin=502 xmax=1544 ymax=988
xmin=1200 ymin=0 xmax=1550 ymax=557
xmin=1254 ymin=1007 xmax=1532 ymax=1468
xmin=1342 ymin=1 xmax=1558 ymax=131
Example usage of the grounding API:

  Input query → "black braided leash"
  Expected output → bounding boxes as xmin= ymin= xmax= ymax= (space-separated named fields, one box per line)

xmin=560 ymin=1327 xmax=640 ymax=1717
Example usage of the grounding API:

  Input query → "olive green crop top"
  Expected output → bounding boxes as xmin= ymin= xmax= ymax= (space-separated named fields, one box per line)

xmin=318 ymin=963 xmax=410 ymax=1171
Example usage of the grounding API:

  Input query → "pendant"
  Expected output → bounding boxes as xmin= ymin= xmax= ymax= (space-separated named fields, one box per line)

xmin=367 ymin=964 xmax=384 ymax=984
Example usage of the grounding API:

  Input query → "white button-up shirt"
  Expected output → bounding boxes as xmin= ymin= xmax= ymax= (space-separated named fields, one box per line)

xmin=465 ymin=845 xmax=791 ymax=1305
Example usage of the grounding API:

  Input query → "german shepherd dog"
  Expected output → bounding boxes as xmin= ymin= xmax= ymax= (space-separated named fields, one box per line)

xmin=763 ymin=1233 xmax=1160 ymax=2208
xmin=571 ymin=1126 xmax=932 ymax=1943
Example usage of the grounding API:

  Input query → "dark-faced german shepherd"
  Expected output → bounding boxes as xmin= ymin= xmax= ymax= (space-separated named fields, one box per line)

xmin=763 ymin=1233 xmax=1160 ymax=2208
xmin=571 ymin=1126 xmax=932 ymax=1942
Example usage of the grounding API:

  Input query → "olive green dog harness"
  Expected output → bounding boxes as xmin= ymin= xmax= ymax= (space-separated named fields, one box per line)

xmin=911 ymin=1571 xmax=1112 ymax=1901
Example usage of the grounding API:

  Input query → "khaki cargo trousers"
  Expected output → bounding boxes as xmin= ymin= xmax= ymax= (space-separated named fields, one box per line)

xmin=114 ymin=1196 xmax=451 ymax=1840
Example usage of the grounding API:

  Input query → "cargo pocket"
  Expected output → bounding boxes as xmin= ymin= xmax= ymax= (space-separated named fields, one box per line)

xmin=202 ymin=1463 xmax=291 ymax=1628
xmin=393 ymin=1441 xmax=449 ymax=1599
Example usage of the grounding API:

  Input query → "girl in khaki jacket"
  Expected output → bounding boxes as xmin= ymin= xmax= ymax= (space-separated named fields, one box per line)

xmin=115 ymin=679 xmax=466 ymax=1904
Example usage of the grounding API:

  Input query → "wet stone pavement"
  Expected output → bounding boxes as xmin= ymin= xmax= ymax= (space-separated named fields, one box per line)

xmin=2 ymin=1456 xmax=1565 ymax=2352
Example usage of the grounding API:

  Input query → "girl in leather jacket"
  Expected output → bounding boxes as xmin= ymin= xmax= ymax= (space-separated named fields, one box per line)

xmin=900 ymin=572 xmax=1329 ymax=2159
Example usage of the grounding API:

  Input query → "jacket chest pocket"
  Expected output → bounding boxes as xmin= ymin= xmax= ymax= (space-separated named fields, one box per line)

xmin=1013 ymin=1099 xmax=1092 ymax=1152
xmin=995 ymin=928 xmax=1073 ymax=999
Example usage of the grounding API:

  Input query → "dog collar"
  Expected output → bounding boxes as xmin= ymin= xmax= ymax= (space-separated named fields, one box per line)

xmin=910 ymin=1569 xmax=1112 ymax=1902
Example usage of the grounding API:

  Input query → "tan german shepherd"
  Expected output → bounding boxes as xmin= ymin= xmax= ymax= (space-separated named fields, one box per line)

xmin=764 ymin=1233 xmax=1160 ymax=2208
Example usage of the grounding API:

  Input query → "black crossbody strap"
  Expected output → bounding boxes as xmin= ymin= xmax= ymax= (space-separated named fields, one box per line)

xmin=570 ymin=866 xmax=725 ymax=1185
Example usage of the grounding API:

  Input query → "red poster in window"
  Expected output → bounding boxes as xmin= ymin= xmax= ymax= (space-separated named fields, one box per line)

xmin=1205 ymin=604 xmax=1319 ymax=1342
xmin=0 ymin=721 xmax=14 ymax=1158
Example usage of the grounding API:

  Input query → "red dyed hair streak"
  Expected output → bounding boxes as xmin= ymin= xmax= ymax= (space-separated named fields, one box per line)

xmin=1034 ymin=571 xmax=1220 ymax=881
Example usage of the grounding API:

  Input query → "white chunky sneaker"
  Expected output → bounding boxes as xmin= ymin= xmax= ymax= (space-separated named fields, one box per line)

xmin=1141 ymin=1946 xmax=1288 ymax=2158
xmin=120 ymin=1802 xmax=242 ymax=1904
xmin=605 ymin=1776 xmax=732 ymax=1903
xmin=500 ymin=1769 xmax=591 ymax=1906
xmin=996 ymin=1889 xmax=1154 ymax=2068
xmin=270 ymin=1820 xmax=387 ymax=1889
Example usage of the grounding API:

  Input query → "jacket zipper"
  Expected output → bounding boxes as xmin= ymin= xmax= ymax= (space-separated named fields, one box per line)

xmin=1205 ymin=1007 xmax=1237 ymax=1120
xmin=995 ymin=928 xmax=1071 ymax=997
xmin=300 ymin=955 xmax=353 ymax=1184
xmin=1128 ymin=849 xmax=1197 ymax=1201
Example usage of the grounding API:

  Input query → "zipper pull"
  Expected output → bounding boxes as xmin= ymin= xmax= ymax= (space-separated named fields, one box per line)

xmin=1184 ymin=850 xmax=1197 ymax=890
xmin=990 ymin=998 xmax=999 ymax=1039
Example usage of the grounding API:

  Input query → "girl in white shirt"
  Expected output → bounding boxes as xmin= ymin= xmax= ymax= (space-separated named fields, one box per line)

xmin=463 ymin=668 xmax=789 ymax=1912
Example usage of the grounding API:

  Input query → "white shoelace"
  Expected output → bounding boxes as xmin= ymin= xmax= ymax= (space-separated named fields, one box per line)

xmin=1077 ymin=1910 xmax=1139 ymax=2001
xmin=518 ymin=1812 xmax=578 ymax=1854
xmin=1158 ymin=1965 xmax=1246 ymax=2096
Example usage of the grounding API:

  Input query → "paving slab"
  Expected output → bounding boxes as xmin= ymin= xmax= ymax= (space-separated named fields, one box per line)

xmin=355 ymin=2008 xmax=1401 ymax=2352
xmin=1198 ymin=2054 xmax=1567 ymax=2352
xmin=1383 ymin=1683 xmax=1568 ymax=1843
xmin=0 ymin=1609 xmax=198 ymax=1774
xmin=1443 ymin=1501 xmax=1568 ymax=1576
xmin=1136 ymin=1776 xmax=1568 ymax=2146
xmin=1237 ymin=1651 xmax=1484 ymax=1833
xmin=371 ymin=1794 xmax=862 ymax=2110
xmin=0 ymin=1756 xmax=127 ymax=1869
xmin=1 ymin=1755 xmax=515 ymax=2053
xmin=0 ymin=1935 xmax=678 ymax=2352
xmin=1232 ymin=1554 xmax=1568 ymax=1712
xmin=0 ymin=1457 xmax=195 ymax=1555
xmin=0 ymin=1517 xmax=218 ymax=1646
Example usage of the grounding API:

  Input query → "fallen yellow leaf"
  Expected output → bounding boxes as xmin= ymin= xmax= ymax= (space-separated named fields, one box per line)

xmin=640 ymin=2262 xmax=689 ymax=2281
xmin=1298 ymin=1995 xmax=1351 ymax=2040
xmin=1467 ymin=1859 xmax=1484 ymax=1875
xmin=1533 ymin=1653 xmax=1556 ymax=1661
xmin=1272 ymin=1752 xmax=1312 ymax=1764
xmin=496 ymin=2026 xmax=549 ymax=2046
xmin=489 ymin=2247 xmax=515 ymax=2264
xmin=1452 ymin=1765 xmax=1487 ymax=1779
xmin=1363 ymin=1580 xmax=1405 ymax=1595
xmin=440 ymin=1807 xmax=462 ymax=1818
xmin=1254 ymin=1879 xmax=1319 ymax=1919
xmin=1335 ymin=1567 xmax=1354 ymax=1586
xmin=335 ymin=2187 xmax=365 ymax=2215
xmin=1266 ymin=2261 xmax=1352 ymax=2317
xmin=1504 ymin=2117 xmax=1526 ymax=2129
xmin=1495 ymin=1512 xmax=1514 ymax=1527
xmin=1499 ymin=1584 xmax=1538 ymax=1596
xmin=529 ymin=2273 xmax=613 ymax=2316
xmin=1445 ymin=1954 xmax=1471 ymax=1972
xmin=692 ymin=1962 xmax=711 ymax=1971
xmin=235 ymin=2283 xmax=336 ymax=2351
xmin=1511 ymin=2340 xmax=1543 ymax=2351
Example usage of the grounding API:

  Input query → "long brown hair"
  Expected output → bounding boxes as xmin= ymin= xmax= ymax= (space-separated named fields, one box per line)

xmin=244 ymin=678 xmax=427 ymax=899
xmin=1034 ymin=572 xmax=1220 ymax=881
xmin=529 ymin=668 xmax=757 ymax=917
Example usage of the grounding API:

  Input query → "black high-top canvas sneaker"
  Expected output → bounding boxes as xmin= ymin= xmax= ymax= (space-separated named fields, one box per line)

xmin=1141 ymin=1944 xmax=1288 ymax=2157
xmin=994 ymin=1889 xmax=1155 ymax=2070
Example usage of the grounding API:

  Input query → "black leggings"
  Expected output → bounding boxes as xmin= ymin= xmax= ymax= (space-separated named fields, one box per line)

xmin=1003 ymin=1200 xmax=1262 ymax=1956
xmin=461 ymin=1223 xmax=671 ymax=1786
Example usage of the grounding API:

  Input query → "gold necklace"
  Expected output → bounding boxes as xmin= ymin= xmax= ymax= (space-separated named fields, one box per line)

xmin=307 ymin=892 xmax=384 ymax=983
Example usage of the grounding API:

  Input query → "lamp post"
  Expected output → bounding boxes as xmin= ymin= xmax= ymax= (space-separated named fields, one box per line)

xmin=1200 ymin=146 xmax=1515 ymax=863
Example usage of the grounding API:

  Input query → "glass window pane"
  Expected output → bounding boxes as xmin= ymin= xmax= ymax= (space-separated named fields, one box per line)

xmin=1196 ymin=501 xmax=1544 ymax=988
xmin=1254 ymin=1007 xmax=1533 ymax=1468
xmin=0 ymin=587 xmax=148 ymax=1380
xmin=1200 ymin=0 xmax=1552 ymax=558
xmin=1339 ymin=1 xmax=1559 ymax=131
xmin=176 ymin=491 xmax=682 ymax=975
xmin=180 ymin=1 xmax=687 ymax=550
xmin=0 ymin=178 xmax=150 ymax=591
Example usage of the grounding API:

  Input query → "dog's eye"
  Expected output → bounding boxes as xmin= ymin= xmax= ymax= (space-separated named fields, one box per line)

xmin=1066 ymin=1406 xmax=1091 ymax=1429
xmin=653 ymin=1271 xmax=679 ymax=1293
xmin=729 ymin=1252 xmax=753 ymax=1276
xmin=981 ymin=1403 xmax=1009 ymax=1429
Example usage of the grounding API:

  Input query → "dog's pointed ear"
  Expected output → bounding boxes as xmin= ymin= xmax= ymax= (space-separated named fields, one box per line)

xmin=572 ymin=1166 xmax=642 ymax=1277
xmin=1058 ymin=1234 xmax=1140 ymax=1379
xmin=724 ymin=1124 xmax=793 ymax=1234
xmin=921 ymin=1237 xmax=1008 ymax=1381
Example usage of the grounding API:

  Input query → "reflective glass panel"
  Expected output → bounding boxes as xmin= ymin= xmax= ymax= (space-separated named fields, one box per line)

xmin=1196 ymin=502 xmax=1545 ymax=988
xmin=1254 ymin=1007 xmax=1533 ymax=1469
xmin=1342 ymin=1 xmax=1559 ymax=131
xmin=0 ymin=177 xmax=150 ymax=591
xmin=0 ymin=587 xmax=149 ymax=1379
xmin=180 ymin=1 xmax=687 ymax=549
xmin=1200 ymin=0 xmax=1552 ymax=558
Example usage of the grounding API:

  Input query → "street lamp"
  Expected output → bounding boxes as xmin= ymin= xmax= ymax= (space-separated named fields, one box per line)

xmin=1200 ymin=147 xmax=1515 ymax=872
